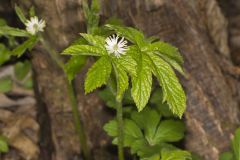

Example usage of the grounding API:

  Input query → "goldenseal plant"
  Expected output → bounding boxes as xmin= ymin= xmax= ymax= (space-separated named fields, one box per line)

xmin=0 ymin=4 xmax=90 ymax=160
xmin=63 ymin=24 xmax=186 ymax=159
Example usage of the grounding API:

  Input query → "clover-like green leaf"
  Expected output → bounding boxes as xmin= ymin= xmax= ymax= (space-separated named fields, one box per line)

xmin=131 ymin=109 xmax=160 ymax=144
xmin=153 ymin=120 xmax=185 ymax=144
xmin=104 ymin=119 xmax=143 ymax=147
xmin=103 ymin=120 xmax=118 ymax=137
xmin=85 ymin=56 xmax=112 ymax=93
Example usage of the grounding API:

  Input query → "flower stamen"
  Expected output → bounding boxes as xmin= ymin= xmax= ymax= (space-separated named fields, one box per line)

xmin=105 ymin=35 xmax=128 ymax=58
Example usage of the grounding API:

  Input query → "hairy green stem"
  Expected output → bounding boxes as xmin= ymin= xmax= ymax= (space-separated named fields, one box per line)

xmin=116 ymin=98 xmax=124 ymax=160
xmin=39 ymin=37 xmax=91 ymax=160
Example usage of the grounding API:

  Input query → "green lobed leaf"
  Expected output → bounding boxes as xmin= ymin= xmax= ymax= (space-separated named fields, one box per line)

xmin=14 ymin=61 xmax=31 ymax=81
xmin=232 ymin=128 xmax=240 ymax=160
xmin=103 ymin=120 xmax=117 ymax=137
xmin=0 ymin=77 xmax=12 ymax=93
xmin=15 ymin=4 xmax=27 ymax=24
xmin=131 ymin=53 xmax=152 ymax=111
xmin=148 ymin=53 xmax=186 ymax=117
xmin=63 ymin=45 xmax=106 ymax=56
xmin=0 ymin=136 xmax=8 ymax=153
xmin=85 ymin=56 xmax=112 ymax=93
xmin=153 ymin=120 xmax=185 ymax=144
xmin=0 ymin=26 xmax=29 ymax=37
xmin=130 ymin=139 xmax=149 ymax=155
xmin=0 ymin=44 xmax=11 ymax=65
xmin=104 ymin=119 xmax=143 ymax=147
xmin=131 ymin=108 xmax=160 ymax=145
xmin=161 ymin=149 xmax=192 ymax=160
xmin=124 ymin=119 xmax=143 ymax=139
xmin=64 ymin=55 xmax=87 ymax=81
xmin=12 ymin=36 xmax=38 ymax=57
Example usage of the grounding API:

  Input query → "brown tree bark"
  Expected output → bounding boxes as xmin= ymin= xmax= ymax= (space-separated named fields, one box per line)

xmin=4 ymin=0 xmax=240 ymax=160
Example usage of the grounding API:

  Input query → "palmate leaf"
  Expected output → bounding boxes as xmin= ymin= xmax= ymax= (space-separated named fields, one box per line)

xmin=103 ymin=120 xmax=117 ymax=137
xmin=85 ymin=56 xmax=112 ymax=93
xmin=131 ymin=109 xmax=160 ymax=144
xmin=104 ymin=119 xmax=143 ymax=147
xmin=63 ymin=45 xmax=106 ymax=56
xmin=152 ymin=120 xmax=185 ymax=144
xmin=131 ymin=53 xmax=152 ymax=111
xmin=148 ymin=53 xmax=186 ymax=117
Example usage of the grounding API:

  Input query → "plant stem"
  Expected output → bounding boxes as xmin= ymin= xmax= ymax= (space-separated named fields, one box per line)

xmin=39 ymin=37 xmax=91 ymax=160
xmin=67 ymin=80 xmax=91 ymax=160
xmin=116 ymin=98 xmax=124 ymax=160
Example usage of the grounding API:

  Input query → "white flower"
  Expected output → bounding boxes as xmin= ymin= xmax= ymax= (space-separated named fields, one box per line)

xmin=25 ymin=16 xmax=46 ymax=35
xmin=105 ymin=35 xmax=128 ymax=58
